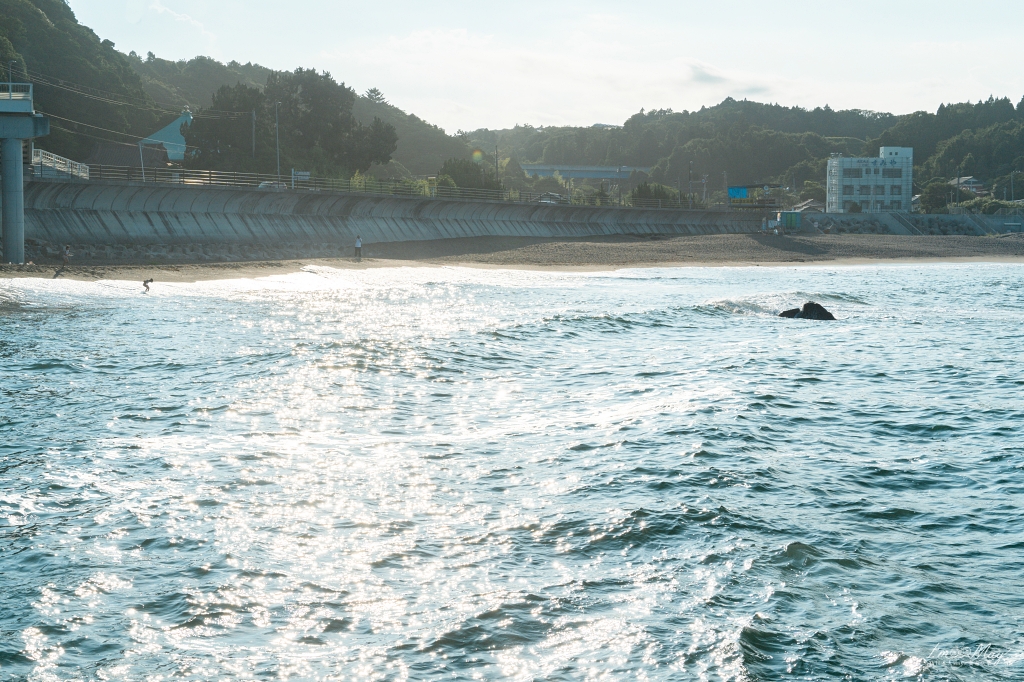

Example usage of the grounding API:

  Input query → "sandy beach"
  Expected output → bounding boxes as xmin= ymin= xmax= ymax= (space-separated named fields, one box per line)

xmin=3 ymin=233 xmax=1024 ymax=282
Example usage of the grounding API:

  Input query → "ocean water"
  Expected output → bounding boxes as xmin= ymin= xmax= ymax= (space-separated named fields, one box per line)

xmin=1 ymin=263 xmax=1022 ymax=681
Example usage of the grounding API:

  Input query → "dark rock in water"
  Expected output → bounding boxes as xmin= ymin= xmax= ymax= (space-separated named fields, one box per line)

xmin=779 ymin=302 xmax=836 ymax=320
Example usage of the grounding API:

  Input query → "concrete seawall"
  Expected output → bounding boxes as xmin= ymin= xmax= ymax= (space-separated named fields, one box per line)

xmin=22 ymin=180 xmax=763 ymax=248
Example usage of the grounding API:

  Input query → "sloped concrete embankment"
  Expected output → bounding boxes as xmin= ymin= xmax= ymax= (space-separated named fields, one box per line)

xmin=804 ymin=212 xmax=1018 ymax=236
xmin=20 ymin=181 xmax=762 ymax=262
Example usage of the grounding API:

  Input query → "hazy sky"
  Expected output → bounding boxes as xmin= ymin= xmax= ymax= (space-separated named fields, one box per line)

xmin=69 ymin=0 xmax=1024 ymax=132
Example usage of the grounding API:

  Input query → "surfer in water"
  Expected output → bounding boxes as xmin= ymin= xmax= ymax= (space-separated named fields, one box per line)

xmin=143 ymin=278 xmax=154 ymax=293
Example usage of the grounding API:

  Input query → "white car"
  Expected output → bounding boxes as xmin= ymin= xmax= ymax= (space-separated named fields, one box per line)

xmin=257 ymin=181 xmax=288 ymax=191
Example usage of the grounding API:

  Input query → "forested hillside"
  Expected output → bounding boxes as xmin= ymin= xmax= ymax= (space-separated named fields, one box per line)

xmin=469 ymin=96 xmax=1024 ymax=200
xmin=128 ymin=52 xmax=271 ymax=110
xmin=183 ymin=72 xmax=398 ymax=178
xmin=0 ymin=0 xmax=163 ymax=160
xmin=4 ymin=0 xmax=1024 ymax=207
xmin=126 ymin=56 xmax=469 ymax=176
xmin=0 ymin=0 xmax=463 ymax=176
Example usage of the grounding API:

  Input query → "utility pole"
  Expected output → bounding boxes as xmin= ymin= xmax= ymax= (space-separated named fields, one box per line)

xmin=275 ymin=101 xmax=281 ymax=180
xmin=688 ymin=161 xmax=693 ymax=209
xmin=138 ymin=141 xmax=145 ymax=182
xmin=252 ymin=110 xmax=255 ymax=160
xmin=494 ymin=144 xmax=499 ymax=186
xmin=723 ymin=171 xmax=729 ymax=211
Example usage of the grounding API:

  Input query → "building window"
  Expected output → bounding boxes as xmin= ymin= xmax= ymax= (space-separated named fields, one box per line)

xmin=891 ymin=200 xmax=902 ymax=210
xmin=875 ymin=201 xmax=885 ymax=210
xmin=843 ymin=185 xmax=854 ymax=195
xmin=890 ymin=185 xmax=902 ymax=195
xmin=843 ymin=168 xmax=863 ymax=178
xmin=859 ymin=185 xmax=871 ymax=195
xmin=882 ymin=168 xmax=902 ymax=178
xmin=843 ymin=201 xmax=853 ymax=211
xmin=875 ymin=186 xmax=885 ymax=195
xmin=873 ymin=168 xmax=880 ymax=174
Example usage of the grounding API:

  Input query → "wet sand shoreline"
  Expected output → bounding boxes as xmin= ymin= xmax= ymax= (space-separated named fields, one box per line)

xmin=4 ymin=233 xmax=1024 ymax=282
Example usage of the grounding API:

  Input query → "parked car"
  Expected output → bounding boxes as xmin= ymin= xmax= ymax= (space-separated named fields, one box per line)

xmin=535 ymin=192 xmax=568 ymax=204
xmin=257 ymin=181 xmax=287 ymax=191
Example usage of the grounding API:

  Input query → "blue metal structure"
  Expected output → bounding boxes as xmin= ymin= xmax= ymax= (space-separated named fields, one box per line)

xmin=520 ymin=164 xmax=651 ymax=180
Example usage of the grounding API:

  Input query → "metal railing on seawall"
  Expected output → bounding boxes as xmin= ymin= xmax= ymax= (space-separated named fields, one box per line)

xmin=51 ymin=164 xmax=726 ymax=212
xmin=888 ymin=211 xmax=923 ymax=235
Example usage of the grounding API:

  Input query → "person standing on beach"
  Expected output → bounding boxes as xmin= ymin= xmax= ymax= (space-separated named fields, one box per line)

xmin=62 ymin=245 xmax=72 ymax=267
xmin=355 ymin=236 xmax=362 ymax=261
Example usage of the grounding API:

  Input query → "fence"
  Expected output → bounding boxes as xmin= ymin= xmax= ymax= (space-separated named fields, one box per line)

xmin=0 ymin=82 xmax=33 ymax=113
xmin=0 ymin=82 xmax=32 ymax=100
xmin=32 ymin=148 xmax=89 ymax=180
xmin=51 ymin=164 xmax=731 ymax=211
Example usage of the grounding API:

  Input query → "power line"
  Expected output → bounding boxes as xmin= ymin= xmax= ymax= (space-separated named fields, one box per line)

xmin=35 ymin=78 xmax=236 ymax=119
xmin=25 ymin=67 xmax=255 ymax=117
xmin=48 ymin=122 xmax=203 ymax=154
xmin=41 ymin=111 xmax=174 ymax=145
xmin=25 ymin=67 xmax=180 ymax=109
xmin=49 ymin=124 xmax=163 ymax=148
xmin=29 ymin=72 xmax=182 ymax=113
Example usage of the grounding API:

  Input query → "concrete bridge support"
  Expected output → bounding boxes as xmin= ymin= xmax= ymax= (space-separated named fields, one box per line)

xmin=1 ymin=137 xmax=26 ymax=263
xmin=0 ymin=82 xmax=49 ymax=264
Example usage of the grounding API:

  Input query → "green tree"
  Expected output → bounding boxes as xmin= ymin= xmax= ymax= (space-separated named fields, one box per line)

xmin=799 ymin=180 xmax=826 ymax=202
xmin=919 ymin=180 xmax=949 ymax=213
xmin=631 ymin=181 xmax=679 ymax=206
xmin=438 ymin=157 xmax=501 ymax=189
xmin=181 ymin=83 xmax=272 ymax=173
xmin=185 ymin=68 xmax=397 ymax=176
xmin=364 ymin=88 xmax=386 ymax=105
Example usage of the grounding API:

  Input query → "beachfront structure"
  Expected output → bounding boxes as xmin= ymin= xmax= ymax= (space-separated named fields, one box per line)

xmin=826 ymin=147 xmax=913 ymax=213
xmin=146 ymin=110 xmax=192 ymax=162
